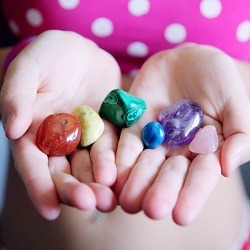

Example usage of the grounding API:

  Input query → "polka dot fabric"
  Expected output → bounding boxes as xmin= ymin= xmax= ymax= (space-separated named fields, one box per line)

xmin=3 ymin=0 xmax=250 ymax=74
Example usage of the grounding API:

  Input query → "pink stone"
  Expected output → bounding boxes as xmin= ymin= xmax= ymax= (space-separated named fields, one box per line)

xmin=189 ymin=125 xmax=218 ymax=154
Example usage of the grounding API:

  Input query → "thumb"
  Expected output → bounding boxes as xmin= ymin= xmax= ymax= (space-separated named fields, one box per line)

xmin=221 ymin=85 xmax=250 ymax=176
xmin=0 ymin=53 xmax=40 ymax=139
xmin=221 ymin=133 xmax=250 ymax=176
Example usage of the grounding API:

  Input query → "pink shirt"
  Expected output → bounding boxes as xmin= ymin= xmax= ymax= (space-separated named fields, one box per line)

xmin=3 ymin=0 xmax=250 ymax=74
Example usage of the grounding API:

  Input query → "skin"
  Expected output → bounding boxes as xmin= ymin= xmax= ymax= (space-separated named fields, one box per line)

xmin=114 ymin=44 xmax=250 ymax=225
xmin=0 ymin=30 xmax=122 ymax=219
xmin=1 ymin=31 xmax=250 ymax=226
xmin=0 ymin=47 xmax=11 ymax=77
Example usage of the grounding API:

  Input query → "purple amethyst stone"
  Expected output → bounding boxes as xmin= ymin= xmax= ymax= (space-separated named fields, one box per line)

xmin=158 ymin=99 xmax=203 ymax=146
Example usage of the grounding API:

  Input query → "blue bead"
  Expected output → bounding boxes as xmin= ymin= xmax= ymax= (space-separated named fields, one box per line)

xmin=141 ymin=121 xmax=165 ymax=149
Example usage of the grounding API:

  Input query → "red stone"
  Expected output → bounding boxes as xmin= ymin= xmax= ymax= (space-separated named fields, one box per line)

xmin=36 ymin=113 xmax=81 ymax=156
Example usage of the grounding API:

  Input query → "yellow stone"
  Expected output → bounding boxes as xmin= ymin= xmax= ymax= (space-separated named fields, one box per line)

xmin=73 ymin=105 xmax=105 ymax=147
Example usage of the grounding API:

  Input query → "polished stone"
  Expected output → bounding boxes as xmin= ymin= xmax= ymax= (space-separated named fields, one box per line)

xmin=158 ymin=99 xmax=203 ymax=146
xmin=99 ymin=89 xmax=147 ymax=128
xmin=36 ymin=113 xmax=81 ymax=156
xmin=73 ymin=105 xmax=105 ymax=147
xmin=141 ymin=121 xmax=165 ymax=149
xmin=189 ymin=125 xmax=218 ymax=154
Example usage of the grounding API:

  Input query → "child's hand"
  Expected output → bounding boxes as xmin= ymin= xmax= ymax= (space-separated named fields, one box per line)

xmin=114 ymin=44 xmax=250 ymax=225
xmin=0 ymin=30 xmax=121 ymax=219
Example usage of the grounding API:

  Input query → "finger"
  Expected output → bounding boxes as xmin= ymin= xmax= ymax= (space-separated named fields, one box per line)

xmin=221 ymin=79 xmax=250 ymax=176
xmin=173 ymin=152 xmax=221 ymax=226
xmin=221 ymin=133 xmax=250 ymax=176
xmin=70 ymin=149 xmax=94 ymax=184
xmin=114 ymin=126 xmax=144 ymax=196
xmin=143 ymin=156 xmax=189 ymax=220
xmin=0 ymin=52 xmax=40 ymax=139
xmin=49 ymin=156 xmax=97 ymax=210
xmin=90 ymin=122 xmax=119 ymax=186
xmin=10 ymin=133 xmax=60 ymax=220
xmin=119 ymin=149 xmax=166 ymax=213
xmin=89 ymin=183 xmax=117 ymax=212
xmin=69 ymin=148 xmax=117 ymax=211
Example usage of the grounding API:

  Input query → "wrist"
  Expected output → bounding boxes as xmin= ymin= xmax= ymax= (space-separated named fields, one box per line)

xmin=2 ymin=36 xmax=36 ymax=78
xmin=235 ymin=60 xmax=250 ymax=97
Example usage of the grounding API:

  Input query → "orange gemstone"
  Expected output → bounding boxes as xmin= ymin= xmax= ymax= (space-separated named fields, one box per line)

xmin=36 ymin=113 xmax=81 ymax=156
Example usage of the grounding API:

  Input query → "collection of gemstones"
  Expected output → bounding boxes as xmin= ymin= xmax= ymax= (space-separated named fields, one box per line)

xmin=36 ymin=89 xmax=218 ymax=156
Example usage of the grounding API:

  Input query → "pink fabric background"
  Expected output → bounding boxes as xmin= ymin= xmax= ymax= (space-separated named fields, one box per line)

xmin=3 ymin=0 xmax=250 ymax=73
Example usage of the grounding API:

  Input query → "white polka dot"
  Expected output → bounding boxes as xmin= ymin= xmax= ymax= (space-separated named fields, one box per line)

xmin=129 ymin=69 xmax=139 ymax=77
xmin=91 ymin=17 xmax=114 ymax=37
xmin=8 ymin=20 xmax=20 ymax=34
xmin=58 ymin=0 xmax=80 ymax=10
xmin=200 ymin=0 xmax=222 ymax=19
xmin=127 ymin=42 xmax=149 ymax=57
xmin=236 ymin=21 xmax=250 ymax=42
xmin=26 ymin=8 xmax=43 ymax=27
xmin=164 ymin=23 xmax=187 ymax=44
xmin=128 ymin=0 xmax=150 ymax=16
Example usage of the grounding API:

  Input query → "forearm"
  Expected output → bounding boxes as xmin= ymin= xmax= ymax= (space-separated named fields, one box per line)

xmin=0 ymin=47 xmax=11 ymax=121
xmin=235 ymin=60 xmax=250 ymax=97
xmin=0 ymin=47 xmax=11 ymax=86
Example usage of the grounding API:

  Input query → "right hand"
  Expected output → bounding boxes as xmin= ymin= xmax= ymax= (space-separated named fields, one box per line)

xmin=114 ymin=44 xmax=250 ymax=225
xmin=0 ymin=30 xmax=122 ymax=219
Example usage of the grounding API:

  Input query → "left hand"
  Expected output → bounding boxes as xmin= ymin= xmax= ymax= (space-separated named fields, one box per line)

xmin=114 ymin=44 xmax=250 ymax=225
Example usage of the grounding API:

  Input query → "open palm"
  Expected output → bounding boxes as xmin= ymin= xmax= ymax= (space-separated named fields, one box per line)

xmin=115 ymin=44 xmax=250 ymax=225
xmin=0 ymin=31 xmax=122 ymax=219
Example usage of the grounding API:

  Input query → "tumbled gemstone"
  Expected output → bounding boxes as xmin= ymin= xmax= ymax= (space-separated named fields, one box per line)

xmin=141 ymin=121 xmax=165 ymax=149
xmin=36 ymin=113 xmax=81 ymax=156
xmin=99 ymin=89 xmax=147 ymax=128
xmin=189 ymin=125 xmax=219 ymax=154
xmin=73 ymin=105 xmax=105 ymax=147
xmin=158 ymin=99 xmax=203 ymax=146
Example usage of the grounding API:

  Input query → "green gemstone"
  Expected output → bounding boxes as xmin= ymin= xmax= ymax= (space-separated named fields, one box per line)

xmin=99 ymin=89 xmax=147 ymax=128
